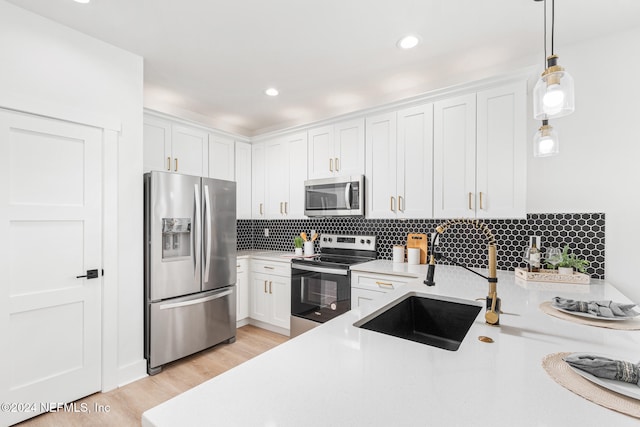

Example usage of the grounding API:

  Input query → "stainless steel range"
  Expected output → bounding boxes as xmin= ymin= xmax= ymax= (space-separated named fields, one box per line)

xmin=290 ymin=234 xmax=376 ymax=337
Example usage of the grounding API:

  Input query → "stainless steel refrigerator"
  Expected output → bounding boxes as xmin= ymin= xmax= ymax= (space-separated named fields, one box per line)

xmin=144 ymin=171 xmax=237 ymax=375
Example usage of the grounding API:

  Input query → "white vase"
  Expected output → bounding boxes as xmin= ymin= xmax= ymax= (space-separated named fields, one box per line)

xmin=304 ymin=241 xmax=314 ymax=256
xmin=294 ymin=247 xmax=303 ymax=256
xmin=558 ymin=267 xmax=573 ymax=275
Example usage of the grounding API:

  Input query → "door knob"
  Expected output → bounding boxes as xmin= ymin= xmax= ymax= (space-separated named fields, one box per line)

xmin=76 ymin=269 xmax=99 ymax=279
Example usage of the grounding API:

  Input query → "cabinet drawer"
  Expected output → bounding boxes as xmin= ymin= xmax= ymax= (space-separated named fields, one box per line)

xmin=251 ymin=259 xmax=291 ymax=277
xmin=351 ymin=272 xmax=413 ymax=293
xmin=236 ymin=258 xmax=249 ymax=274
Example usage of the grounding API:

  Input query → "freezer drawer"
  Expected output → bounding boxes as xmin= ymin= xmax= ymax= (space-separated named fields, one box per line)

xmin=147 ymin=286 xmax=236 ymax=372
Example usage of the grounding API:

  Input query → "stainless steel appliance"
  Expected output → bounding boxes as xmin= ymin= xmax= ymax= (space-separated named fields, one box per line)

xmin=144 ymin=171 xmax=237 ymax=375
xmin=304 ymin=175 xmax=365 ymax=217
xmin=290 ymin=234 xmax=376 ymax=337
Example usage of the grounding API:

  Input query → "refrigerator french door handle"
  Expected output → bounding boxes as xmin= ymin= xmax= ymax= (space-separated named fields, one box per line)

xmin=344 ymin=182 xmax=352 ymax=209
xmin=203 ymin=184 xmax=213 ymax=282
xmin=159 ymin=289 xmax=233 ymax=310
xmin=194 ymin=184 xmax=201 ymax=280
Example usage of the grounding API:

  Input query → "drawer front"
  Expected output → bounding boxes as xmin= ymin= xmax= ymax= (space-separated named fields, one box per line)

xmin=251 ymin=259 xmax=291 ymax=277
xmin=352 ymin=287 xmax=386 ymax=310
xmin=351 ymin=272 xmax=412 ymax=293
xmin=236 ymin=258 xmax=248 ymax=274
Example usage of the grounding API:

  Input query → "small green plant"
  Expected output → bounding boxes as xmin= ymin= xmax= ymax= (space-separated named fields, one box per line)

xmin=294 ymin=236 xmax=304 ymax=249
xmin=547 ymin=245 xmax=589 ymax=273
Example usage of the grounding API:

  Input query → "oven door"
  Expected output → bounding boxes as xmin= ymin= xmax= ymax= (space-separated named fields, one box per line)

xmin=291 ymin=264 xmax=351 ymax=325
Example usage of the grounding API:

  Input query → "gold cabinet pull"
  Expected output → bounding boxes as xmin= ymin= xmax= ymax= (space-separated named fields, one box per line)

xmin=468 ymin=192 xmax=473 ymax=210
xmin=174 ymin=158 xmax=178 ymax=172
xmin=376 ymin=281 xmax=394 ymax=289
xmin=479 ymin=192 xmax=484 ymax=210
xmin=269 ymin=281 xmax=272 ymax=294
xmin=264 ymin=266 xmax=275 ymax=270
xmin=335 ymin=157 xmax=340 ymax=171
xmin=398 ymin=196 xmax=404 ymax=212
xmin=390 ymin=196 xmax=396 ymax=212
xmin=236 ymin=264 xmax=241 ymax=268
xmin=329 ymin=158 xmax=333 ymax=172
xmin=259 ymin=203 xmax=263 ymax=215
xmin=284 ymin=201 xmax=288 ymax=215
xmin=264 ymin=280 xmax=267 ymax=293
xmin=167 ymin=157 xmax=171 ymax=171
xmin=280 ymin=202 xmax=284 ymax=214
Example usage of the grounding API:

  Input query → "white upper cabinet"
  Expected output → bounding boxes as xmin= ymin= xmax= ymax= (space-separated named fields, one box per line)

xmin=308 ymin=119 xmax=364 ymax=179
xmin=434 ymin=81 xmax=526 ymax=219
xmin=143 ymin=116 xmax=172 ymax=173
xmin=251 ymin=142 xmax=266 ymax=218
xmin=143 ymin=115 xmax=208 ymax=176
xmin=433 ymin=93 xmax=477 ymax=218
xmin=171 ymin=125 xmax=209 ymax=176
xmin=475 ymin=82 xmax=526 ymax=218
xmin=264 ymin=132 xmax=308 ymax=219
xmin=366 ymin=104 xmax=433 ymax=219
xmin=208 ymin=134 xmax=235 ymax=181
xmin=235 ymin=141 xmax=252 ymax=219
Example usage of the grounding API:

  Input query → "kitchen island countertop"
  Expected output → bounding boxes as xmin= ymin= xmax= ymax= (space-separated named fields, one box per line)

xmin=142 ymin=265 xmax=640 ymax=426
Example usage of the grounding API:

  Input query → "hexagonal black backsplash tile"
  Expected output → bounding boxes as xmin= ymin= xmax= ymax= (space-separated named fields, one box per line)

xmin=237 ymin=213 xmax=605 ymax=279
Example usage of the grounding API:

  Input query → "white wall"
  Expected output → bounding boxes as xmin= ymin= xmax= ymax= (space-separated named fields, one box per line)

xmin=526 ymin=27 xmax=640 ymax=304
xmin=0 ymin=1 xmax=145 ymax=387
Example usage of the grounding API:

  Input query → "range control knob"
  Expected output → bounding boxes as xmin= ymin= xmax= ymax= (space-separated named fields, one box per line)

xmin=323 ymin=237 xmax=327 ymax=242
xmin=328 ymin=237 xmax=333 ymax=242
xmin=366 ymin=239 xmax=371 ymax=244
xmin=360 ymin=239 xmax=365 ymax=244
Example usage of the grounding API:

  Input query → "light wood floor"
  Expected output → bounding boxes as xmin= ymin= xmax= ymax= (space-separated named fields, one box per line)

xmin=17 ymin=325 xmax=288 ymax=427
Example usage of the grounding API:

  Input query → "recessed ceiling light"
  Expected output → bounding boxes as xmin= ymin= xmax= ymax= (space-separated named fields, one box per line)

xmin=397 ymin=35 xmax=420 ymax=50
xmin=265 ymin=88 xmax=279 ymax=97
xmin=74 ymin=0 xmax=91 ymax=3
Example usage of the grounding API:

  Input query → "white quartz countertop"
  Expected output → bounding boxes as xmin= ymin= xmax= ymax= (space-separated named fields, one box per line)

xmin=236 ymin=250 xmax=294 ymax=261
xmin=143 ymin=265 xmax=640 ymax=426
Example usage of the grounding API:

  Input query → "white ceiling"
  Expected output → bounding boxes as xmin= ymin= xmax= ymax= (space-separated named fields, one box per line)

xmin=6 ymin=0 xmax=640 ymax=136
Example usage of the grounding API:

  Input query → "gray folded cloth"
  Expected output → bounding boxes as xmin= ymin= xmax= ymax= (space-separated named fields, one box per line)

xmin=564 ymin=354 xmax=640 ymax=387
xmin=552 ymin=296 xmax=637 ymax=318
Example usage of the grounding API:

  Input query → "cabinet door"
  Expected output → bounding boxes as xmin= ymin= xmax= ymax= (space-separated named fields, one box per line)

xmin=236 ymin=260 xmax=249 ymax=321
xmin=143 ymin=116 xmax=171 ymax=173
xmin=270 ymin=276 xmax=291 ymax=330
xmin=251 ymin=143 xmax=265 ymax=218
xmin=334 ymin=118 xmax=365 ymax=176
xmin=476 ymin=82 xmax=526 ymax=218
xmin=285 ymin=132 xmax=308 ymax=218
xmin=397 ymin=104 xmax=434 ymax=218
xmin=208 ymin=134 xmax=235 ymax=181
xmin=171 ymin=125 xmax=208 ymax=176
xmin=235 ymin=141 xmax=252 ymax=219
xmin=250 ymin=273 xmax=270 ymax=323
xmin=307 ymin=125 xmax=334 ymax=179
xmin=264 ymin=138 xmax=288 ymax=218
xmin=433 ymin=93 xmax=477 ymax=218
xmin=365 ymin=112 xmax=397 ymax=218
xmin=351 ymin=287 xmax=385 ymax=310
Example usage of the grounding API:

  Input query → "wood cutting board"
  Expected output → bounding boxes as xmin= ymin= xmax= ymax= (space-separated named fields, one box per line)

xmin=407 ymin=233 xmax=428 ymax=264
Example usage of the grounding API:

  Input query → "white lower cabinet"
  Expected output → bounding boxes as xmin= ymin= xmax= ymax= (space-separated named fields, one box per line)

xmin=236 ymin=258 xmax=249 ymax=323
xmin=250 ymin=260 xmax=291 ymax=331
xmin=350 ymin=271 xmax=414 ymax=309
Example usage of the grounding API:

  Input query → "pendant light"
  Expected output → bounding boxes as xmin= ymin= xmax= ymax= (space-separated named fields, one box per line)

xmin=533 ymin=0 xmax=575 ymax=120
xmin=533 ymin=119 xmax=559 ymax=157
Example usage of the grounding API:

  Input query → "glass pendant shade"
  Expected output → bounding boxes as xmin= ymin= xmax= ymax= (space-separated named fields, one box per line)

xmin=533 ymin=120 xmax=559 ymax=157
xmin=533 ymin=55 xmax=575 ymax=119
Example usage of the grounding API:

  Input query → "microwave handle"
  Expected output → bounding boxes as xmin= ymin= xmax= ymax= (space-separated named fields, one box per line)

xmin=344 ymin=182 xmax=352 ymax=209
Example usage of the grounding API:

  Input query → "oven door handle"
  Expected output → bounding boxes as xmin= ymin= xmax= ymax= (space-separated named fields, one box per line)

xmin=292 ymin=264 xmax=349 ymax=276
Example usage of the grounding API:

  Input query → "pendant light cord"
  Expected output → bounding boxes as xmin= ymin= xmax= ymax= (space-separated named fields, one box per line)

xmin=543 ymin=0 xmax=547 ymax=62
xmin=551 ymin=0 xmax=555 ymax=55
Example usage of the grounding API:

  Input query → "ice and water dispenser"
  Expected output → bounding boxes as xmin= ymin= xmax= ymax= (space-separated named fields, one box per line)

xmin=162 ymin=218 xmax=191 ymax=259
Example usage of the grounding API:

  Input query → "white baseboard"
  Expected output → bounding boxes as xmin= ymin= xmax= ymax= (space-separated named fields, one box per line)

xmin=248 ymin=319 xmax=290 ymax=337
xmin=117 ymin=359 xmax=148 ymax=387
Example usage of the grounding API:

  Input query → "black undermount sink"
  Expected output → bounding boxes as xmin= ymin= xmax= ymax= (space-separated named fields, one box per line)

xmin=354 ymin=293 xmax=482 ymax=351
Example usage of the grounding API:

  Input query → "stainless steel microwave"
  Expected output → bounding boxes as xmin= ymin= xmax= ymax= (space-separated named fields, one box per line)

xmin=304 ymin=175 xmax=364 ymax=217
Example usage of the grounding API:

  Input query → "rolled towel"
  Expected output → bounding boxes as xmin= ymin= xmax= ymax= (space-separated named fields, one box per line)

xmin=552 ymin=296 xmax=637 ymax=318
xmin=564 ymin=354 xmax=640 ymax=387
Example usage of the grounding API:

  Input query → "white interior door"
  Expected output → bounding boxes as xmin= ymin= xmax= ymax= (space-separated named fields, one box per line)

xmin=0 ymin=109 xmax=102 ymax=425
